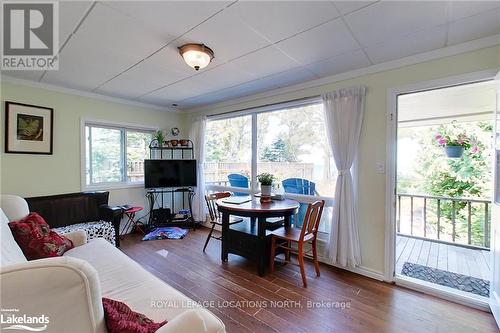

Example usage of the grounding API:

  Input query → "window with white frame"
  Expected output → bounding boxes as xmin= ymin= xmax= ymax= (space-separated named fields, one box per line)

xmin=84 ymin=123 xmax=153 ymax=187
xmin=204 ymin=98 xmax=336 ymax=233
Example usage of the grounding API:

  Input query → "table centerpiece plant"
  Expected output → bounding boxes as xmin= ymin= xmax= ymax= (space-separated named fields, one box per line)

xmin=257 ymin=173 xmax=275 ymax=202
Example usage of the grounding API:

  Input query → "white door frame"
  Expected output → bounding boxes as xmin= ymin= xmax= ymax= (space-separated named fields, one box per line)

xmin=490 ymin=70 xmax=500 ymax=326
xmin=385 ymin=69 xmax=499 ymax=309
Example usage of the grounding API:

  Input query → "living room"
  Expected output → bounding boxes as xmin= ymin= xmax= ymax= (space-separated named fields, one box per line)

xmin=1 ymin=1 xmax=500 ymax=332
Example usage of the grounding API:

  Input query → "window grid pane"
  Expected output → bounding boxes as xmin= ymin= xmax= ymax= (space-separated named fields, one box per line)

xmin=257 ymin=103 xmax=336 ymax=197
xmin=204 ymin=115 xmax=252 ymax=193
xmin=85 ymin=124 xmax=154 ymax=186
xmin=126 ymin=130 xmax=152 ymax=182
xmin=89 ymin=126 xmax=123 ymax=184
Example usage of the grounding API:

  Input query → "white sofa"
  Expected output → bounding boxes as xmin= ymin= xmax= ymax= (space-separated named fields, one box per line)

xmin=0 ymin=195 xmax=225 ymax=333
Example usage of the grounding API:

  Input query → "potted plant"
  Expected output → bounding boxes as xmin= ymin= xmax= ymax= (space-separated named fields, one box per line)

xmin=154 ymin=130 xmax=165 ymax=147
xmin=257 ymin=173 xmax=275 ymax=202
xmin=435 ymin=126 xmax=477 ymax=158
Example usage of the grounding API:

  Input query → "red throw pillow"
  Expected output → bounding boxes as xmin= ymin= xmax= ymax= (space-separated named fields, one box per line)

xmin=102 ymin=298 xmax=167 ymax=333
xmin=8 ymin=212 xmax=74 ymax=260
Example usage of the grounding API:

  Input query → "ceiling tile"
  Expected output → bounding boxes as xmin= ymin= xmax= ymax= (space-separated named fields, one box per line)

xmin=245 ymin=67 xmax=317 ymax=90
xmin=182 ymin=7 xmax=271 ymax=62
xmin=192 ymin=62 xmax=256 ymax=91
xmin=447 ymin=8 xmax=500 ymax=45
xmin=365 ymin=25 xmax=447 ymax=64
xmin=179 ymin=87 xmax=251 ymax=108
xmin=96 ymin=44 xmax=198 ymax=99
xmin=276 ymin=18 xmax=359 ymax=65
xmin=333 ymin=1 xmax=377 ymax=15
xmin=228 ymin=46 xmax=299 ymax=80
xmin=71 ymin=3 xmax=173 ymax=60
xmin=140 ymin=77 xmax=217 ymax=104
xmin=43 ymin=39 xmax=140 ymax=90
xmin=136 ymin=94 xmax=175 ymax=107
xmin=44 ymin=2 xmax=173 ymax=90
xmin=59 ymin=1 xmax=94 ymax=46
xmin=305 ymin=49 xmax=371 ymax=77
xmin=42 ymin=62 xmax=115 ymax=91
xmin=230 ymin=1 xmax=340 ymax=43
xmin=96 ymin=59 xmax=190 ymax=99
xmin=344 ymin=1 xmax=447 ymax=46
xmin=102 ymin=1 xmax=231 ymax=38
xmin=448 ymin=1 xmax=500 ymax=21
xmin=180 ymin=67 xmax=317 ymax=108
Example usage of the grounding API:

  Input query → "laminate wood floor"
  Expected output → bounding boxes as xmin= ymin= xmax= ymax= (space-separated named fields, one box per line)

xmin=120 ymin=228 xmax=498 ymax=333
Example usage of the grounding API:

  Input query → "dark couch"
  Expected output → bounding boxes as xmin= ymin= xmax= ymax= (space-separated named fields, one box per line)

xmin=25 ymin=191 xmax=123 ymax=247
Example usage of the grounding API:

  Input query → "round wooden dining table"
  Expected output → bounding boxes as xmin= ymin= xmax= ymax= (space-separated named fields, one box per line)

xmin=216 ymin=197 xmax=299 ymax=276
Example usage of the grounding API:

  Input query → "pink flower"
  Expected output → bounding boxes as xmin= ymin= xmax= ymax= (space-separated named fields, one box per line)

xmin=471 ymin=146 xmax=479 ymax=154
xmin=438 ymin=138 xmax=446 ymax=145
xmin=435 ymin=134 xmax=443 ymax=140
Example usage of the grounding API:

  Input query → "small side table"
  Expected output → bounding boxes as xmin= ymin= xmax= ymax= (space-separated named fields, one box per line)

xmin=120 ymin=206 xmax=144 ymax=239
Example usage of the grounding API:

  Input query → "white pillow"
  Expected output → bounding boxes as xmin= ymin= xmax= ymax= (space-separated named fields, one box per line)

xmin=0 ymin=209 xmax=27 ymax=267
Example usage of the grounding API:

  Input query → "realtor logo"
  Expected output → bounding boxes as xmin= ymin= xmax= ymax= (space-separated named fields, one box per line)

xmin=1 ymin=308 xmax=49 ymax=331
xmin=1 ymin=1 xmax=59 ymax=70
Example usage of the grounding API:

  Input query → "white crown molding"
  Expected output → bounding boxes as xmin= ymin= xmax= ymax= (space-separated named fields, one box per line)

xmin=185 ymin=34 xmax=500 ymax=114
xmin=0 ymin=75 xmax=180 ymax=113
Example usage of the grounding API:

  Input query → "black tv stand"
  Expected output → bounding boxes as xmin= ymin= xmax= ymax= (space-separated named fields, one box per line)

xmin=146 ymin=187 xmax=198 ymax=230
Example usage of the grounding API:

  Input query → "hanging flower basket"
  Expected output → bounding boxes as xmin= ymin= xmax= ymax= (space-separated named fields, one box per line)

xmin=444 ymin=145 xmax=465 ymax=158
xmin=434 ymin=122 xmax=479 ymax=159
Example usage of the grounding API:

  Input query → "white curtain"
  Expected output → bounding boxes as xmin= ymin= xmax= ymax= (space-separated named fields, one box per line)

xmin=322 ymin=86 xmax=366 ymax=268
xmin=189 ymin=115 xmax=207 ymax=221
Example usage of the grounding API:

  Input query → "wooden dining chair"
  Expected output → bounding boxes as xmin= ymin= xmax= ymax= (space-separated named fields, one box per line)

xmin=203 ymin=192 xmax=243 ymax=252
xmin=269 ymin=200 xmax=325 ymax=287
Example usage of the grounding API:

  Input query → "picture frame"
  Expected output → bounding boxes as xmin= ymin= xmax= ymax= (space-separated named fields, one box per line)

xmin=5 ymin=101 xmax=54 ymax=154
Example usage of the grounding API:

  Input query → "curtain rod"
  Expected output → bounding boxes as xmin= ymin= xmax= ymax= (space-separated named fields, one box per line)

xmin=206 ymin=95 xmax=322 ymax=119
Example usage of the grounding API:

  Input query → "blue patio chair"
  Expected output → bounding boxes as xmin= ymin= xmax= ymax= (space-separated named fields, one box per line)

xmin=227 ymin=173 xmax=249 ymax=196
xmin=282 ymin=178 xmax=317 ymax=227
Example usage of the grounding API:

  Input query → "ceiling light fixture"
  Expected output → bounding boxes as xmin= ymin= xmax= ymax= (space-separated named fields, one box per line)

xmin=178 ymin=43 xmax=214 ymax=71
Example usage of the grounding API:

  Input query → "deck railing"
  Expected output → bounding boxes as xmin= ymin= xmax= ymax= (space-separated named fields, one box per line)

xmin=397 ymin=193 xmax=491 ymax=249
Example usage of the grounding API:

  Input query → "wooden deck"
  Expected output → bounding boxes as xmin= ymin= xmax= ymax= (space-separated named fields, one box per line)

xmin=396 ymin=235 xmax=491 ymax=281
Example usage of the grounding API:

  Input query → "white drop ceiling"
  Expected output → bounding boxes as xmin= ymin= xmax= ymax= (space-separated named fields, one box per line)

xmin=398 ymin=80 xmax=496 ymax=127
xmin=2 ymin=1 xmax=500 ymax=110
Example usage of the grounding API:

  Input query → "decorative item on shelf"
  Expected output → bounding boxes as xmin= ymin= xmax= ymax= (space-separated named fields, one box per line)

xmin=180 ymin=139 xmax=189 ymax=147
xmin=153 ymin=130 xmax=165 ymax=148
xmin=435 ymin=123 xmax=479 ymax=159
xmin=170 ymin=139 xmax=179 ymax=147
xmin=257 ymin=173 xmax=275 ymax=203
xmin=5 ymin=101 xmax=54 ymax=154
xmin=171 ymin=127 xmax=180 ymax=136
xmin=178 ymin=43 xmax=214 ymax=71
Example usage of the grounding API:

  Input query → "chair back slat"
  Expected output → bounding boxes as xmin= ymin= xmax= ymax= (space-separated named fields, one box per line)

xmin=282 ymin=178 xmax=316 ymax=195
xmin=205 ymin=192 xmax=231 ymax=221
xmin=299 ymin=200 xmax=325 ymax=241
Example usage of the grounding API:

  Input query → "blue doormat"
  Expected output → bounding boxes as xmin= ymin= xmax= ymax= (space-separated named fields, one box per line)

xmin=401 ymin=262 xmax=489 ymax=297
xmin=142 ymin=227 xmax=188 ymax=241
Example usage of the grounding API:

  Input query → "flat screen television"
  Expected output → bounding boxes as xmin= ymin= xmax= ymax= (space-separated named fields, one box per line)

xmin=144 ymin=159 xmax=197 ymax=188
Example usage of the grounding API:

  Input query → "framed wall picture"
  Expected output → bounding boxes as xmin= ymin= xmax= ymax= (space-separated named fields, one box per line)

xmin=5 ymin=101 xmax=54 ymax=154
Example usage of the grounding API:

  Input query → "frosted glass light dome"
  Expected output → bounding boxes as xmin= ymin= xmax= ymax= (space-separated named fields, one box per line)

xmin=179 ymin=44 xmax=214 ymax=71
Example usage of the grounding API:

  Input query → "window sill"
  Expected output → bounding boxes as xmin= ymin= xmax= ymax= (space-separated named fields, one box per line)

xmin=84 ymin=182 xmax=145 ymax=191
